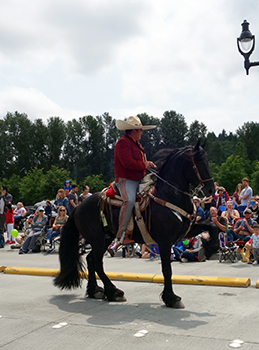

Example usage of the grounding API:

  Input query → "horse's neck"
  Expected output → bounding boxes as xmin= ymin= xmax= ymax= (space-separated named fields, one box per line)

xmin=155 ymin=158 xmax=193 ymax=210
xmin=158 ymin=158 xmax=190 ymax=194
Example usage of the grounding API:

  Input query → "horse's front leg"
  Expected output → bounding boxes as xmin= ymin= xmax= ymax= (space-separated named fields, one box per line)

xmin=92 ymin=240 xmax=126 ymax=302
xmin=159 ymin=243 xmax=185 ymax=309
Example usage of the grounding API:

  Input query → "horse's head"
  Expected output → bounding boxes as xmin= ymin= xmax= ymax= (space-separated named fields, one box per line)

xmin=152 ymin=141 xmax=214 ymax=198
xmin=191 ymin=140 xmax=214 ymax=197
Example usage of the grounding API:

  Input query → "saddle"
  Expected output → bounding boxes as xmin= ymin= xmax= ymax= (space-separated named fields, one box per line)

xmin=99 ymin=174 xmax=196 ymax=245
xmin=99 ymin=174 xmax=157 ymax=244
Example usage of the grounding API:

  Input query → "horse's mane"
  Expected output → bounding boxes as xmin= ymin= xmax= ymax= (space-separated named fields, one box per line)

xmin=152 ymin=145 xmax=194 ymax=173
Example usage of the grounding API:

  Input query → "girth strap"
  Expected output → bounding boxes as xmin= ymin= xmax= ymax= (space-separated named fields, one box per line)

xmin=134 ymin=201 xmax=157 ymax=244
xmin=148 ymin=193 xmax=196 ymax=221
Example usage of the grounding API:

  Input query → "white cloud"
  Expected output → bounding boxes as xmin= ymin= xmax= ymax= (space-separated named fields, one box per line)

xmin=1 ymin=0 xmax=259 ymax=135
xmin=0 ymin=87 xmax=84 ymax=121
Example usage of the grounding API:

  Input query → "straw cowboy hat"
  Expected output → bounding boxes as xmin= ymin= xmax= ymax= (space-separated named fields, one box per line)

xmin=116 ymin=116 xmax=156 ymax=130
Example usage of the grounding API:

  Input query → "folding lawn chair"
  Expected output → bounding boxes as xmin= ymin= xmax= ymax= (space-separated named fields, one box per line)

xmin=218 ymin=232 xmax=238 ymax=263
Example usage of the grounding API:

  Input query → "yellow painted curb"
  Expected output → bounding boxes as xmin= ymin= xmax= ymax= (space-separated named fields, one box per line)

xmin=153 ymin=275 xmax=250 ymax=287
xmin=3 ymin=267 xmax=60 ymax=276
xmin=1 ymin=266 xmax=251 ymax=287
xmin=105 ymin=272 xmax=156 ymax=282
xmin=0 ymin=266 xmax=7 ymax=273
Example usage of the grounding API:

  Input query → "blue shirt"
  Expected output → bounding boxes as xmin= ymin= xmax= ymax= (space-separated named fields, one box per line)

xmin=196 ymin=206 xmax=206 ymax=222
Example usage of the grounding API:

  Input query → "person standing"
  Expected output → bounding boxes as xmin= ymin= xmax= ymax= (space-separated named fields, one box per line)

xmin=238 ymin=177 xmax=253 ymax=215
xmin=114 ymin=116 xmax=156 ymax=245
xmin=54 ymin=189 xmax=69 ymax=213
xmin=251 ymin=224 xmax=259 ymax=265
xmin=68 ymin=184 xmax=78 ymax=215
xmin=0 ymin=186 xmax=13 ymax=248
xmin=78 ymin=185 xmax=92 ymax=204
xmin=5 ymin=203 xmax=15 ymax=244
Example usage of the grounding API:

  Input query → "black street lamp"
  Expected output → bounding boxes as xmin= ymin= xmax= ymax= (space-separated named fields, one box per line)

xmin=237 ymin=20 xmax=259 ymax=75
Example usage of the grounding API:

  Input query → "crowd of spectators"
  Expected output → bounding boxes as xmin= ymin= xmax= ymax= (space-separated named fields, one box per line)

xmin=1 ymin=177 xmax=259 ymax=266
xmin=0 ymin=182 xmax=92 ymax=254
xmin=108 ymin=177 xmax=259 ymax=265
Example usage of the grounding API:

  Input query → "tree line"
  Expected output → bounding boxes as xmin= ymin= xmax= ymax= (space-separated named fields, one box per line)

xmin=1 ymin=111 xmax=259 ymax=204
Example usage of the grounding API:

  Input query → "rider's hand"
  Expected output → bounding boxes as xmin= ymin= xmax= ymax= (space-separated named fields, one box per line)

xmin=145 ymin=161 xmax=157 ymax=169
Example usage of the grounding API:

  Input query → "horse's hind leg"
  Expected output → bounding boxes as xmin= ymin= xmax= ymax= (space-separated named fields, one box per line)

xmin=160 ymin=244 xmax=185 ymax=309
xmin=86 ymin=250 xmax=105 ymax=299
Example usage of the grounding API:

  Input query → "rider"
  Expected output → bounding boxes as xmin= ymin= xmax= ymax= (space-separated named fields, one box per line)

xmin=114 ymin=116 xmax=157 ymax=246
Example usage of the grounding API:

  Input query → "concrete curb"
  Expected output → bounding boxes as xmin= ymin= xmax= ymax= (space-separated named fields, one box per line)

xmin=0 ymin=266 xmax=252 ymax=287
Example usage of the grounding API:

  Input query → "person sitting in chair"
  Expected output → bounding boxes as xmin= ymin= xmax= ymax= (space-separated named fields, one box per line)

xmin=19 ymin=207 xmax=48 ymax=254
xmin=114 ymin=116 xmax=157 ymax=246
xmin=227 ymin=208 xmax=256 ymax=244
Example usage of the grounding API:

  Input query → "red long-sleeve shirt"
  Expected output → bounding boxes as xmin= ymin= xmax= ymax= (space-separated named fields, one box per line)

xmin=5 ymin=209 xmax=14 ymax=224
xmin=114 ymin=134 xmax=146 ymax=181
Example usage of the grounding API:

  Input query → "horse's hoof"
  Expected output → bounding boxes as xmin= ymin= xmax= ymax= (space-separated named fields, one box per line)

xmin=93 ymin=291 xmax=105 ymax=299
xmin=87 ymin=286 xmax=105 ymax=299
xmin=170 ymin=300 xmax=185 ymax=309
xmin=106 ymin=288 xmax=126 ymax=302
xmin=114 ymin=295 xmax=127 ymax=302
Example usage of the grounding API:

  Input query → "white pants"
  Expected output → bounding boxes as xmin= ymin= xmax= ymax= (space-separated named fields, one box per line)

xmin=7 ymin=223 xmax=14 ymax=241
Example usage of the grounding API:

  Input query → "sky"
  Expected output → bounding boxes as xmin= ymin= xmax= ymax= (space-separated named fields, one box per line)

xmin=0 ymin=0 xmax=259 ymax=136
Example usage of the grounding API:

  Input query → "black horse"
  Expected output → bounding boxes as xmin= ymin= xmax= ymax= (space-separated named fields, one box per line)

xmin=54 ymin=141 xmax=215 ymax=308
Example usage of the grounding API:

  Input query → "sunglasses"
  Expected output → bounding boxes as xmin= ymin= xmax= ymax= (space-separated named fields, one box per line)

xmin=60 ymin=209 xmax=65 ymax=211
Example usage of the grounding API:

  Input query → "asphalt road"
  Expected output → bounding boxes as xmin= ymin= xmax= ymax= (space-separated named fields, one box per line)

xmin=1 ymin=243 xmax=259 ymax=350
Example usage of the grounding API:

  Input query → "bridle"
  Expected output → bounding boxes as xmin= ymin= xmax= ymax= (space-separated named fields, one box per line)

xmin=191 ymin=155 xmax=213 ymax=196
xmin=149 ymin=150 xmax=213 ymax=198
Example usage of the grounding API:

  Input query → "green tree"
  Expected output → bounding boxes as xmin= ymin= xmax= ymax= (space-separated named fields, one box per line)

xmin=3 ymin=174 xmax=22 ymax=204
xmin=186 ymin=120 xmax=207 ymax=146
xmin=102 ymin=112 xmax=120 ymax=183
xmin=62 ymin=119 xmax=85 ymax=180
xmin=137 ymin=113 xmax=161 ymax=158
xmin=42 ymin=166 xmax=72 ymax=200
xmin=217 ymin=155 xmax=248 ymax=194
xmin=3 ymin=112 xmax=34 ymax=177
xmin=0 ymin=119 xmax=9 ymax=178
xmin=251 ymin=161 xmax=259 ymax=194
xmin=78 ymin=174 xmax=107 ymax=193
xmin=46 ymin=117 xmax=66 ymax=167
xmin=30 ymin=119 xmax=49 ymax=169
xmin=236 ymin=122 xmax=259 ymax=162
xmin=208 ymin=162 xmax=219 ymax=183
xmin=81 ymin=115 xmax=105 ymax=180
xmin=160 ymin=110 xmax=188 ymax=148
xmin=19 ymin=168 xmax=47 ymax=205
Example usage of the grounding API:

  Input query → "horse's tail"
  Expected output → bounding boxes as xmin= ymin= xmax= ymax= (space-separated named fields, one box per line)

xmin=53 ymin=209 xmax=84 ymax=290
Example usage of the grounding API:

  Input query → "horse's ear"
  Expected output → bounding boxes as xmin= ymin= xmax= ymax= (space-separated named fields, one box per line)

xmin=194 ymin=139 xmax=201 ymax=151
xmin=201 ymin=140 xmax=206 ymax=149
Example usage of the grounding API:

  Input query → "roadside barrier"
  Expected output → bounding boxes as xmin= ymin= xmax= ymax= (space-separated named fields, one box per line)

xmin=0 ymin=266 xmax=251 ymax=287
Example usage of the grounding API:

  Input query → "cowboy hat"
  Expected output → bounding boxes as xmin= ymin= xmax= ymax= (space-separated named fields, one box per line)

xmin=116 ymin=116 xmax=156 ymax=130
xmin=192 ymin=196 xmax=201 ymax=203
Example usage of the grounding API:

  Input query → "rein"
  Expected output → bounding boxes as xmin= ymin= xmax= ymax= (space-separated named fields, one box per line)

xmin=149 ymin=153 xmax=213 ymax=198
xmin=146 ymin=149 xmax=212 ymax=229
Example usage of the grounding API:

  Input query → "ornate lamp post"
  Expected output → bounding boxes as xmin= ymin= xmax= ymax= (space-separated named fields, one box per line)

xmin=237 ymin=20 xmax=259 ymax=75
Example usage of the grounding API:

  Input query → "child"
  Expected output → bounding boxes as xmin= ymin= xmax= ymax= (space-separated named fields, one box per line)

xmin=180 ymin=232 xmax=210 ymax=262
xmin=5 ymin=203 xmax=15 ymax=244
xmin=251 ymin=223 xmax=259 ymax=265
